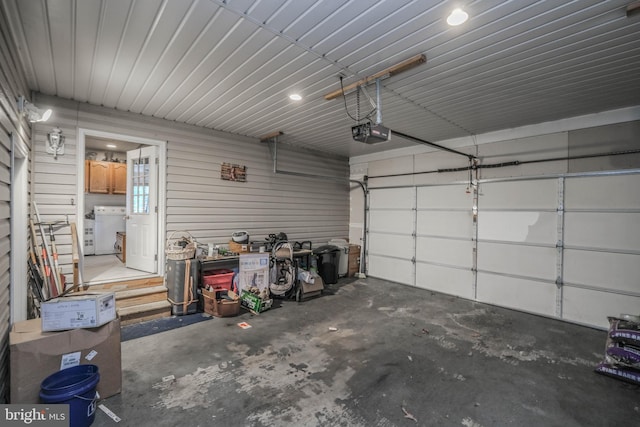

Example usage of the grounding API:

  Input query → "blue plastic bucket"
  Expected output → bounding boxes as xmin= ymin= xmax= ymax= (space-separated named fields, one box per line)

xmin=40 ymin=365 xmax=100 ymax=427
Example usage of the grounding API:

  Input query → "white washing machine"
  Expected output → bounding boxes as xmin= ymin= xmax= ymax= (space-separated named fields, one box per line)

xmin=94 ymin=206 xmax=126 ymax=255
xmin=84 ymin=219 xmax=95 ymax=255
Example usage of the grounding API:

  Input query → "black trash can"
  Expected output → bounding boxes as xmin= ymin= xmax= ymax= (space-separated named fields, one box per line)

xmin=313 ymin=245 xmax=341 ymax=285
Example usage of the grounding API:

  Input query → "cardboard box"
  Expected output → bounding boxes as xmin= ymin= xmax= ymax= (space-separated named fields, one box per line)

xmin=10 ymin=317 xmax=122 ymax=403
xmin=240 ymin=290 xmax=273 ymax=314
xmin=229 ymin=240 xmax=249 ymax=253
xmin=202 ymin=289 xmax=241 ymax=317
xmin=41 ymin=292 xmax=116 ymax=331
xmin=238 ymin=253 xmax=270 ymax=294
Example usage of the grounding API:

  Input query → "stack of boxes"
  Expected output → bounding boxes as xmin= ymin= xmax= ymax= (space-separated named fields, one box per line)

xmin=9 ymin=292 xmax=122 ymax=403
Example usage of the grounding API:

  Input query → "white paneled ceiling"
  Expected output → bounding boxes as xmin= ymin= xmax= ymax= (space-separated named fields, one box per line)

xmin=3 ymin=0 xmax=640 ymax=157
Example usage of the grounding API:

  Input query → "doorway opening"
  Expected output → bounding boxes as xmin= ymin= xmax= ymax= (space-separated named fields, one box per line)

xmin=77 ymin=129 xmax=166 ymax=285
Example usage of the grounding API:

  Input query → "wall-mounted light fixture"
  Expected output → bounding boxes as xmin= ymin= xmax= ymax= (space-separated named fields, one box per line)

xmin=46 ymin=127 xmax=65 ymax=159
xmin=17 ymin=95 xmax=52 ymax=123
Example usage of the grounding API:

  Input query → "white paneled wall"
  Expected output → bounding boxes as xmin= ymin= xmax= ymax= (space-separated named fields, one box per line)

xmin=0 ymin=4 xmax=32 ymax=402
xmin=32 ymin=94 xmax=349 ymax=283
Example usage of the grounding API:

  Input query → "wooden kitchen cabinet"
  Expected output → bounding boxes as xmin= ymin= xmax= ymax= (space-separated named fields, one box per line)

xmin=88 ymin=160 xmax=111 ymax=193
xmin=111 ymin=163 xmax=127 ymax=194
xmin=86 ymin=160 xmax=127 ymax=194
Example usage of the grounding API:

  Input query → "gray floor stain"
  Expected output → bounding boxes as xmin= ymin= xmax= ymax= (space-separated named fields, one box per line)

xmin=92 ymin=278 xmax=637 ymax=427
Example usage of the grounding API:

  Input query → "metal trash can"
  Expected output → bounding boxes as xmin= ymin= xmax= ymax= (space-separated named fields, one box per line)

xmin=313 ymin=245 xmax=341 ymax=285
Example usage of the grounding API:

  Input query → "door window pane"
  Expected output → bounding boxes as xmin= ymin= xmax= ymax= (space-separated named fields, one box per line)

xmin=131 ymin=157 xmax=150 ymax=214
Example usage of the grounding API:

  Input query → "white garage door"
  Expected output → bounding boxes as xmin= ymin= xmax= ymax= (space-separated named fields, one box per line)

xmin=367 ymin=187 xmax=414 ymax=285
xmin=476 ymin=179 xmax=560 ymax=318
xmin=366 ymin=172 xmax=639 ymax=329
xmin=415 ymin=185 xmax=475 ymax=298
xmin=562 ymin=174 xmax=640 ymax=327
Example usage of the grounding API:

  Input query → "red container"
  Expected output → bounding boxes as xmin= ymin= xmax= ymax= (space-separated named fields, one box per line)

xmin=202 ymin=269 xmax=234 ymax=291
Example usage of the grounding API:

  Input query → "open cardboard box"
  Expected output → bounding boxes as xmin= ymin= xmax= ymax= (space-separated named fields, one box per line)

xmin=9 ymin=317 xmax=121 ymax=403
xmin=202 ymin=289 xmax=241 ymax=317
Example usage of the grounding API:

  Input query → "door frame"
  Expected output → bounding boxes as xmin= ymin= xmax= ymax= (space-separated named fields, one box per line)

xmin=10 ymin=132 xmax=29 ymax=322
xmin=76 ymin=128 xmax=166 ymax=283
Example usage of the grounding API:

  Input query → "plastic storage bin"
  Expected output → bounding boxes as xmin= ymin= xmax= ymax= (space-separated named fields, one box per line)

xmin=202 ymin=269 xmax=234 ymax=291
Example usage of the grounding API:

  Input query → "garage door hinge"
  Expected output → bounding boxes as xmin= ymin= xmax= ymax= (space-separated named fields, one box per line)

xmin=411 ymin=257 xmax=416 ymax=264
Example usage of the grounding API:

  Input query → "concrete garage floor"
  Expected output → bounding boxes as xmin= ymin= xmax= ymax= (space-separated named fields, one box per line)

xmin=93 ymin=278 xmax=639 ymax=426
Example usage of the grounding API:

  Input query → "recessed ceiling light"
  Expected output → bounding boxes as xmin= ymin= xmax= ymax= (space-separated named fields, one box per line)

xmin=106 ymin=144 xmax=117 ymax=148
xmin=289 ymin=94 xmax=302 ymax=101
xmin=447 ymin=8 xmax=468 ymax=26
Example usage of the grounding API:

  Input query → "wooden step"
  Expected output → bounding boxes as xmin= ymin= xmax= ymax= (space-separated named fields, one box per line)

xmin=115 ymin=285 xmax=168 ymax=309
xmin=118 ymin=300 xmax=172 ymax=326
xmin=68 ymin=275 xmax=173 ymax=327
xmin=87 ymin=276 xmax=165 ymax=292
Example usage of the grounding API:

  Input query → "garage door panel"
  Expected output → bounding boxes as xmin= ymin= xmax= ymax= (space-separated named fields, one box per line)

xmin=478 ymin=211 xmax=557 ymax=244
xmin=565 ymin=174 xmax=640 ymax=209
xmin=564 ymin=212 xmax=640 ymax=251
xmin=417 ymin=211 xmax=473 ymax=238
xmin=415 ymin=263 xmax=474 ymax=299
xmin=368 ymin=254 xmax=413 ymax=285
xmin=369 ymin=210 xmax=413 ymax=234
xmin=368 ymin=232 xmax=413 ymax=259
xmin=563 ymin=287 xmax=640 ymax=329
xmin=480 ymin=180 xmax=557 ymax=209
xmin=564 ymin=249 xmax=640 ymax=294
xmin=416 ymin=237 xmax=473 ymax=268
xmin=477 ymin=242 xmax=557 ymax=281
xmin=369 ymin=188 xmax=414 ymax=209
xmin=417 ymin=185 xmax=471 ymax=209
xmin=477 ymin=273 xmax=556 ymax=317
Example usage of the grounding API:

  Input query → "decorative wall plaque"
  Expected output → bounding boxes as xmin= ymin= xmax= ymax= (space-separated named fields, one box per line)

xmin=221 ymin=162 xmax=246 ymax=182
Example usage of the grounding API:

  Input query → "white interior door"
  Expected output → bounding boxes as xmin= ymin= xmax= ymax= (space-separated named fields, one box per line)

xmin=126 ymin=146 xmax=158 ymax=273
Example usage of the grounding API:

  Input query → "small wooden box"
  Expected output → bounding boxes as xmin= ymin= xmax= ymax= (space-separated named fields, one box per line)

xmin=229 ymin=240 xmax=250 ymax=254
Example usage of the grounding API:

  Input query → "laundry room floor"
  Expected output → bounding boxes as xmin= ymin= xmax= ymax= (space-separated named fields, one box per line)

xmin=92 ymin=278 xmax=638 ymax=427
xmin=83 ymin=255 xmax=151 ymax=283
